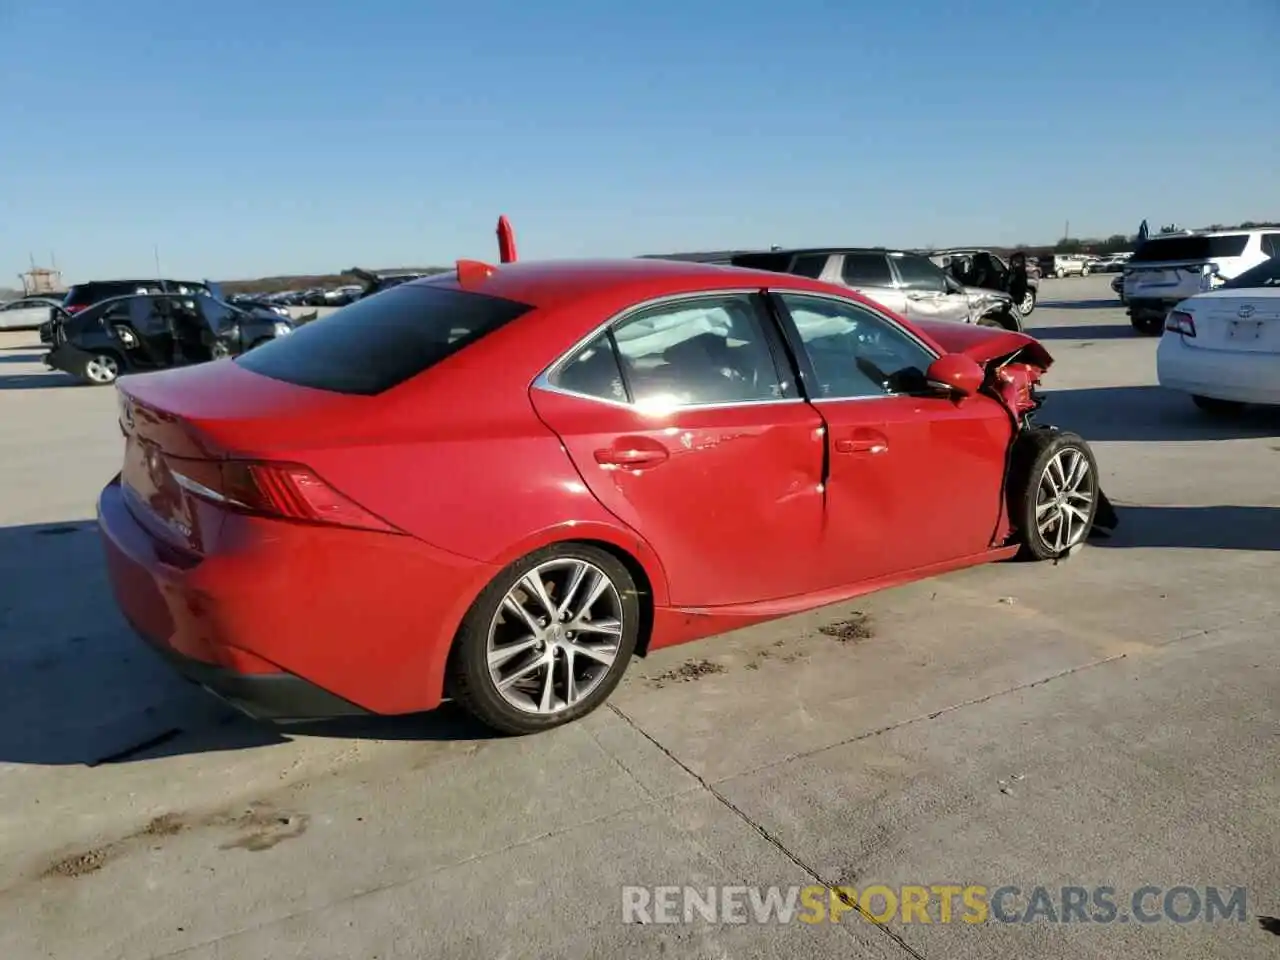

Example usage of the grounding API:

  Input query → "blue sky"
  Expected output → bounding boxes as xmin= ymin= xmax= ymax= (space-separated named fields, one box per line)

xmin=2 ymin=0 xmax=1277 ymax=281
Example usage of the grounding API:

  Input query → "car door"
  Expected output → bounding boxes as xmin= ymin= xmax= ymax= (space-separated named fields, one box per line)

xmin=127 ymin=297 xmax=178 ymax=366
xmin=890 ymin=254 xmax=973 ymax=324
xmin=835 ymin=252 xmax=910 ymax=316
xmin=530 ymin=291 xmax=828 ymax=607
xmin=769 ymin=291 xmax=1013 ymax=585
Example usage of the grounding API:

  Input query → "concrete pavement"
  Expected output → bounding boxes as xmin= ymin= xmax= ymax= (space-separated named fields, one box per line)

xmin=0 ymin=274 xmax=1277 ymax=958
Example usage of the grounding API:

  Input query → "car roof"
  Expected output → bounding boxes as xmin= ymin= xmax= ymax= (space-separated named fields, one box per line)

xmin=735 ymin=246 xmax=918 ymax=258
xmin=409 ymin=257 xmax=844 ymax=311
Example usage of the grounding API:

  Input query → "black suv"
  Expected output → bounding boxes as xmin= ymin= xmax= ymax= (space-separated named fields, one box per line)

xmin=43 ymin=292 xmax=292 ymax=385
xmin=62 ymin=278 xmax=218 ymax=315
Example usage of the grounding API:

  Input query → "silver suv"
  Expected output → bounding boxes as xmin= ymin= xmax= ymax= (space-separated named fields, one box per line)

xmin=730 ymin=248 xmax=1022 ymax=331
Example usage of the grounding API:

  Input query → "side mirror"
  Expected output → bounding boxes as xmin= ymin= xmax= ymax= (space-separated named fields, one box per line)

xmin=925 ymin=353 xmax=984 ymax=397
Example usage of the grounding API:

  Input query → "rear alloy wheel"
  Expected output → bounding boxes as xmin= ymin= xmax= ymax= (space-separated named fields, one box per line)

xmin=1130 ymin=314 xmax=1164 ymax=336
xmin=210 ymin=341 xmax=232 ymax=360
xmin=1009 ymin=429 xmax=1099 ymax=561
xmin=1018 ymin=290 xmax=1037 ymax=317
xmin=1081 ymin=266 xmax=1091 ymax=277
xmin=83 ymin=354 xmax=120 ymax=386
xmin=1191 ymin=394 xmax=1247 ymax=417
xmin=1055 ymin=268 xmax=1066 ymax=279
xmin=448 ymin=544 xmax=640 ymax=734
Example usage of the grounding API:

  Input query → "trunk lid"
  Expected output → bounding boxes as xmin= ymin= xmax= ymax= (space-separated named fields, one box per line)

xmin=1182 ymin=289 xmax=1280 ymax=354
xmin=114 ymin=361 xmax=377 ymax=555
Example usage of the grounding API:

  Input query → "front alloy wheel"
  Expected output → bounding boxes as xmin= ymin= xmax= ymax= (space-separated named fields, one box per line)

xmin=1010 ymin=429 xmax=1099 ymax=561
xmin=450 ymin=544 xmax=640 ymax=734
xmin=83 ymin=354 xmax=120 ymax=385
xmin=1018 ymin=290 xmax=1036 ymax=317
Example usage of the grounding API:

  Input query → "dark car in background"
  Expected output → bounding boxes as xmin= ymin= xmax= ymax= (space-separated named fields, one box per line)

xmin=43 ymin=292 xmax=293 ymax=385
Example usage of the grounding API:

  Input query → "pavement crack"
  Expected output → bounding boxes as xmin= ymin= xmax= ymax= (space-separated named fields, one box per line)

xmin=607 ymin=703 xmax=929 ymax=960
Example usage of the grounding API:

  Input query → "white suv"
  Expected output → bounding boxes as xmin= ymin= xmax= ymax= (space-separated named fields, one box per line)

xmin=1123 ymin=230 xmax=1280 ymax=334
xmin=1048 ymin=254 xmax=1093 ymax=278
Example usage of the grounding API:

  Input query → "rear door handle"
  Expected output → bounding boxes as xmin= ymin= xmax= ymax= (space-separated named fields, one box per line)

xmin=594 ymin=444 xmax=669 ymax=468
xmin=835 ymin=432 xmax=889 ymax=455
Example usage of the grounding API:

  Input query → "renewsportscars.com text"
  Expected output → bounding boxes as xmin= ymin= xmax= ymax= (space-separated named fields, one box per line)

xmin=622 ymin=884 xmax=1248 ymax=926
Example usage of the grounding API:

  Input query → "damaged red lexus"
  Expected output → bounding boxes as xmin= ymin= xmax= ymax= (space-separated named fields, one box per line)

xmin=98 ymin=218 xmax=1116 ymax=735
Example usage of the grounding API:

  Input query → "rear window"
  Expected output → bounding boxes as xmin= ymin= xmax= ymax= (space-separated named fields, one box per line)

xmin=1220 ymin=256 xmax=1280 ymax=289
xmin=1130 ymin=234 xmax=1250 ymax=263
xmin=234 ymin=282 xmax=533 ymax=395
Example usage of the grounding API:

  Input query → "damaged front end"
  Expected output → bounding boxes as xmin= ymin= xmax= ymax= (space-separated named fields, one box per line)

xmin=981 ymin=345 xmax=1119 ymax=544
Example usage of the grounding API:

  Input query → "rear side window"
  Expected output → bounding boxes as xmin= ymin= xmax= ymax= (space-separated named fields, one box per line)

xmin=841 ymin=253 xmax=893 ymax=286
xmin=1131 ymin=234 xmax=1250 ymax=262
xmin=65 ymin=281 xmax=162 ymax=307
xmin=789 ymin=254 xmax=828 ymax=278
xmin=729 ymin=253 xmax=792 ymax=273
xmin=234 ymin=283 xmax=532 ymax=395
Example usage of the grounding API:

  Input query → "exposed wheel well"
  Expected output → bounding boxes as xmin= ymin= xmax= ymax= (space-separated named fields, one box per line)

xmin=576 ymin=539 xmax=657 ymax=657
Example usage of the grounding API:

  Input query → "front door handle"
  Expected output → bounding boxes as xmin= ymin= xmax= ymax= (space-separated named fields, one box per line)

xmin=835 ymin=432 xmax=889 ymax=455
xmin=594 ymin=443 xmax=669 ymax=468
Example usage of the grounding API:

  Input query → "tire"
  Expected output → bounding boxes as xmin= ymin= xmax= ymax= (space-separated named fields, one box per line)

xmin=1018 ymin=290 xmax=1037 ymax=318
xmin=210 ymin=341 xmax=232 ymax=360
xmin=979 ymin=308 xmax=1022 ymax=332
xmin=448 ymin=543 xmax=641 ymax=735
xmin=1055 ymin=268 xmax=1066 ymax=279
xmin=1129 ymin=313 xmax=1163 ymax=336
xmin=81 ymin=352 xmax=121 ymax=386
xmin=1081 ymin=266 xmax=1091 ymax=277
xmin=1191 ymin=395 xmax=1246 ymax=417
xmin=1007 ymin=428 xmax=1099 ymax=561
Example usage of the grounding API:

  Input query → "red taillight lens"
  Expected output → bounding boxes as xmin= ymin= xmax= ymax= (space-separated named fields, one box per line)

xmin=172 ymin=460 xmax=402 ymax=533
xmin=1165 ymin=310 xmax=1196 ymax=337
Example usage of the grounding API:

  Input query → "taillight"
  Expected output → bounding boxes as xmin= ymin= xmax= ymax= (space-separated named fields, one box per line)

xmin=171 ymin=460 xmax=402 ymax=533
xmin=1165 ymin=310 xmax=1196 ymax=337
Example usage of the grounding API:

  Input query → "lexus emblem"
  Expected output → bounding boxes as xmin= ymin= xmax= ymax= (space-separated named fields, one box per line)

xmin=1237 ymin=304 xmax=1255 ymax=319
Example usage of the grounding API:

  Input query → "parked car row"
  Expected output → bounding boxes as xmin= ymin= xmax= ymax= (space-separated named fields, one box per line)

xmin=39 ymin=290 xmax=295 ymax=385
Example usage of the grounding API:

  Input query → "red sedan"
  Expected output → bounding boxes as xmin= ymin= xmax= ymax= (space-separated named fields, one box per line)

xmin=99 ymin=219 xmax=1112 ymax=735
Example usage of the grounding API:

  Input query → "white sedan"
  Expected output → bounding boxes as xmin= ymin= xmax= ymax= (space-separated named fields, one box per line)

xmin=0 ymin=296 xmax=61 ymax=331
xmin=1157 ymin=256 xmax=1280 ymax=414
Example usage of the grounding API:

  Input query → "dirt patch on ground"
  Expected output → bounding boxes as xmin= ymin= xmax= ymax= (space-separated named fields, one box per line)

xmin=42 ymin=848 xmax=111 ymax=879
xmin=819 ymin=612 xmax=875 ymax=643
xmin=38 ymin=802 xmax=309 ymax=881
xmin=140 ymin=814 xmax=186 ymax=838
xmin=648 ymin=659 xmax=727 ymax=688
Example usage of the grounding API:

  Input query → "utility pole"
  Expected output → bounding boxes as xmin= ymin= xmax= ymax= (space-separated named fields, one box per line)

xmin=154 ymin=244 xmax=161 ymax=277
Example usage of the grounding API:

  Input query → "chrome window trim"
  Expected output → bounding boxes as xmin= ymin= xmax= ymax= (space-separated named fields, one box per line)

xmin=772 ymin=289 xmax=943 ymax=361
xmin=531 ymin=285 xmax=943 ymax=412
xmin=532 ymin=288 xmax=803 ymax=412
xmin=772 ymin=290 xmax=943 ymax=403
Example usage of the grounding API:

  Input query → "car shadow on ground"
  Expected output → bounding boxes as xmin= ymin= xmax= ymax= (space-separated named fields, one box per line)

xmin=1035 ymin=298 xmax=1120 ymax=310
xmin=1098 ymin=504 xmax=1280 ymax=551
xmin=1029 ymin=323 xmax=1135 ymax=340
xmin=1039 ymin=385 xmax=1280 ymax=442
xmin=0 ymin=371 xmax=83 ymax=390
xmin=0 ymin=520 xmax=498 ymax=766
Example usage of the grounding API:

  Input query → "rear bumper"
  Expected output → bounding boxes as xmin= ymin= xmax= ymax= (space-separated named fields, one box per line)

xmin=144 ymin=634 xmax=368 ymax=722
xmin=97 ymin=475 xmax=497 ymax=718
xmin=1156 ymin=334 xmax=1280 ymax=405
